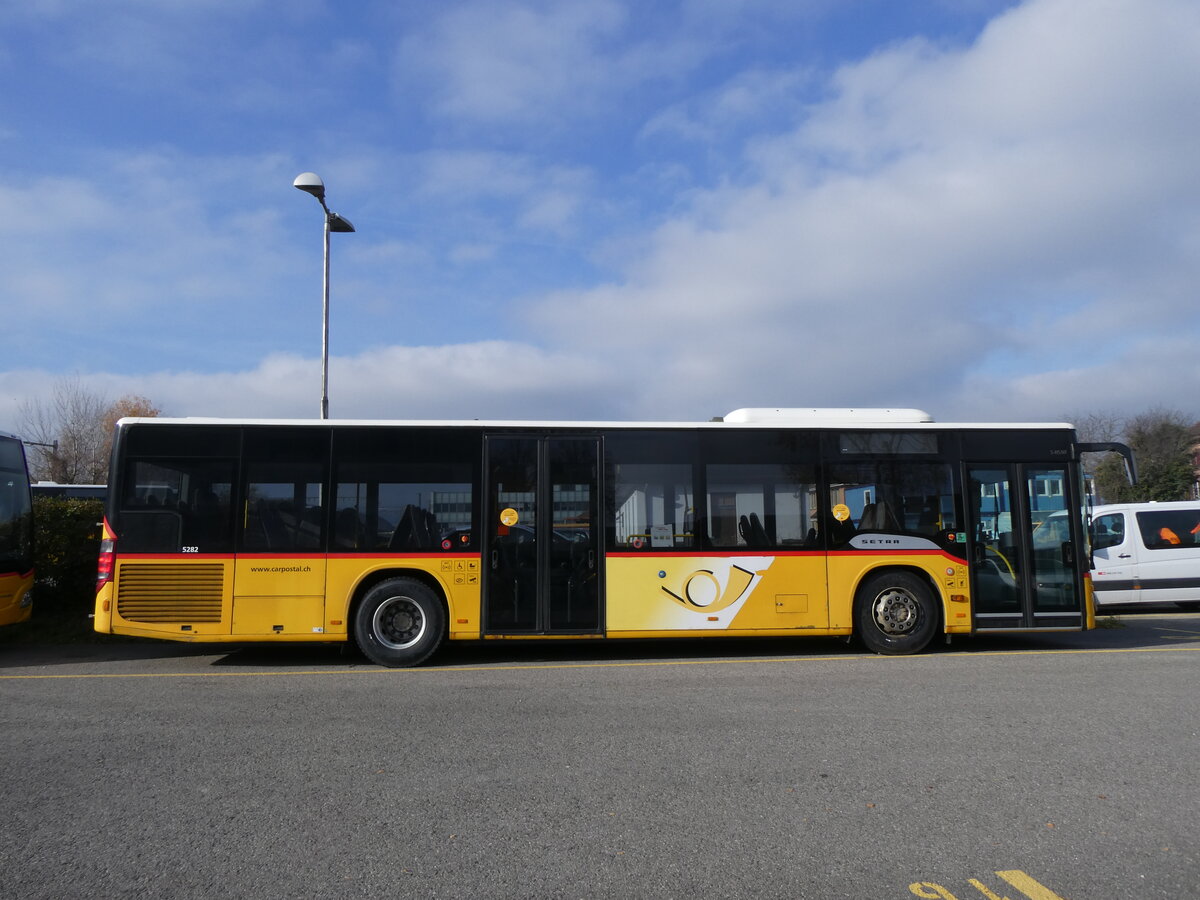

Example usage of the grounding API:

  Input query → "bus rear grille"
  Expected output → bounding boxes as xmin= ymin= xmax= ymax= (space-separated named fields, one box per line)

xmin=116 ymin=564 xmax=225 ymax=623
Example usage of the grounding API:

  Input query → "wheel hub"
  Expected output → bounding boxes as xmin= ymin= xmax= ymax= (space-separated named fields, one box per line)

xmin=373 ymin=596 xmax=426 ymax=650
xmin=873 ymin=589 xmax=919 ymax=635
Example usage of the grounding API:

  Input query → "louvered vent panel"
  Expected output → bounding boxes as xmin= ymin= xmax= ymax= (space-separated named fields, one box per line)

xmin=116 ymin=564 xmax=225 ymax=623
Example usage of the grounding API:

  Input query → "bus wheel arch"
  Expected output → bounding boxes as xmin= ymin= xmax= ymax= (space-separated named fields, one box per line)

xmin=351 ymin=572 xmax=447 ymax=667
xmin=853 ymin=567 xmax=941 ymax=655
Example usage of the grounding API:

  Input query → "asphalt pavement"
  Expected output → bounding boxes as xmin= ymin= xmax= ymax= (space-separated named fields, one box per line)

xmin=1 ymin=608 xmax=1197 ymax=899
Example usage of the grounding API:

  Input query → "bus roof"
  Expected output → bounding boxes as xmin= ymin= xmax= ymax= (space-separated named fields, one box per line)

xmin=115 ymin=409 xmax=1076 ymax=432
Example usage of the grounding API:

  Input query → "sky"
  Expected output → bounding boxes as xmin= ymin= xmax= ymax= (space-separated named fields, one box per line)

xmin=2 ymin=0 xmax=1199 ymax=432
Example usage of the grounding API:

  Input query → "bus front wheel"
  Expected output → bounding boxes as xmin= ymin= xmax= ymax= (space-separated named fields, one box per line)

xmin=354 ymin=578 xmax=446 ymax=667
xmin=855 ymin=571 xmax=938 ymax=655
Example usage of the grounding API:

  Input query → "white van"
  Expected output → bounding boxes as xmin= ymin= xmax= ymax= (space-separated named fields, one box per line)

xmin=1089 ymin=501 xmax=1200 ymax=608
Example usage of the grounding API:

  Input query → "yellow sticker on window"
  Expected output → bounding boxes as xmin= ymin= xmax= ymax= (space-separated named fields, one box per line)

xmin=500 ymin=508 xmax=519 ymax=526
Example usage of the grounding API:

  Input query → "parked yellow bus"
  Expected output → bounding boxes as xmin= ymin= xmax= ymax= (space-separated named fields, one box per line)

xmin=0 ymin=432 xmax=34 ymax=626
xmin=93 ymin=409 xmax=1133 ymax=665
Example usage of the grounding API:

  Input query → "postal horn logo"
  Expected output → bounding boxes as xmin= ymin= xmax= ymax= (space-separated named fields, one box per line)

xmin=661 ymin=563 xmax=762 ymax=614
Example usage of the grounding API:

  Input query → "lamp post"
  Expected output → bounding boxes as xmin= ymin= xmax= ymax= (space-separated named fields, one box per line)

xmin=294 ymin=172 xmax=355 ymax=419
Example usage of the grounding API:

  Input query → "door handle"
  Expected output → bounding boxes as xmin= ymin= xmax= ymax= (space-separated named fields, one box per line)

xmin=588 ymin=549 xmax=595 ymax=570
xmin=1118 ymin=553 xmax=1132 ymax=558
xmin=491 ymin=549 xmax=499 ymax=569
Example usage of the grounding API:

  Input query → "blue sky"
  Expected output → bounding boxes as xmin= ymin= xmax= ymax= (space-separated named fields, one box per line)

xmin=2 ymin=0 xmax=1198 ymax=429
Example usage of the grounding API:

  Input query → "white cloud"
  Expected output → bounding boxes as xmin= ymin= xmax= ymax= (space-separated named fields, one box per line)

xmin=520 ymin=0 xmax=1200 ymax=422
xmin=394 ymin=0 xmax=710 ymax=129
xmin=414 ymin=150 xmax=595 ymax=237
xmin=800 ymin=0 xmax=1200 ymax=163
xmin=946 ymin=335 xmax=1200 ymax=423
xmin=448 ymin=243 xmax=499 ymax=265
xmin=641 ymin=67 xmax=813 ymax=145
xmin=397 ymin=0 xmax=626 ymax=124
xmin=0 ymin=176 xmax=113 ymax=236
xmin=0 ymin=341 xmax=624 ymax=433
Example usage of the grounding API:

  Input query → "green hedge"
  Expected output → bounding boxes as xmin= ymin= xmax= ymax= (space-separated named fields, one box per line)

xmin=2 ymin=497 xmax=104 ymax=641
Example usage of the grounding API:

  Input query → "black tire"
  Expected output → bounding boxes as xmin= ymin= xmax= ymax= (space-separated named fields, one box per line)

xmin=353 ymin=577 xmax=446 ymax=667
xmin=855 ymin=570 xmax=939 ymax=655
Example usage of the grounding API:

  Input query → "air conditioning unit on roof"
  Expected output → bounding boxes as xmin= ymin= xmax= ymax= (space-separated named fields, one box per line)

xmin=721 ymin=408 xmax=935 ymax=424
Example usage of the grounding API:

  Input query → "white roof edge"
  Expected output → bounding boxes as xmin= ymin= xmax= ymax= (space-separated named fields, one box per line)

xmin=1091 ymin=500 xmax=1200 ymax=511
xmin=116 ymin=415 xmax=1076 ymax=431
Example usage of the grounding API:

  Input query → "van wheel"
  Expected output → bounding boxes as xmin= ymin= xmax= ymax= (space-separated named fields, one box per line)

xmin=855 ymin=571 xmax=938 ymax=655
xmin=354 ymin=578 xmax=445 ymax=667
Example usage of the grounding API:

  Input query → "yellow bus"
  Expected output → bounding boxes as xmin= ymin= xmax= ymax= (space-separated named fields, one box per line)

xmin=0 ymin=432 xmax=34 ymax=626
xmin=93 ymin=409 xmax=1134 ymax=666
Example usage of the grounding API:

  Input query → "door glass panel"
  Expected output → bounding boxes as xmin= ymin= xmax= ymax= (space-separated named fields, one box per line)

xmin=1027 ymin=467 xmax=1078 ymax=611
xmin=969 ymin=468 xmax=1022 ymax=615
xmin=487 ymin=438 xmax=538 ymax=631
xmin=548 ymin=439 xmax=599 ymax=631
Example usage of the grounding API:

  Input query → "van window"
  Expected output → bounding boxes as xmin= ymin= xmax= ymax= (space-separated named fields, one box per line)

xmin=1136 ymin=510 xmax=1200 ymax=550
xmin=1091 ymin=513 xmax=1125 ymax=550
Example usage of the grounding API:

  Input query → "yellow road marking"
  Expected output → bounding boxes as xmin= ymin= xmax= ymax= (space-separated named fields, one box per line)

xmin=1 ymin=641 xmax=1198 ymax=680
xmin=911 ymin=870 xmax=1068 ymax=900
xmin=965 ymin=878 xmax=1010 ymax=899
xmin=995 ymin=870 xmax=1069 ymax=900
xmin=1153 ymin=625 xmax=1200 ymax=640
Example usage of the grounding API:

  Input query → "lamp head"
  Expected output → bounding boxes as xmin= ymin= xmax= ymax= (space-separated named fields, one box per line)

xmin=293 ymin=172 xmax=326 ymax=202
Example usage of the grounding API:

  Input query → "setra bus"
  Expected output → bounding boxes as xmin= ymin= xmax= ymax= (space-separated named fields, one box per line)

xmin=93 ymin=409 xmax=1134 ymax=666
xmin=0 ymin=432 xmax=35 ymax=626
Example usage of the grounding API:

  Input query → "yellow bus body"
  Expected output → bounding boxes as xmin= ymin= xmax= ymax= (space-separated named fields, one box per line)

xmin=96 ymin=547 xmax=971 ymax=643
xmin=0 ymin=570 xmax=34 ymax=627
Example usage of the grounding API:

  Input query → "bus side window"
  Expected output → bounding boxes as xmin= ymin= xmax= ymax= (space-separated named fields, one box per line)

xmin=705 ymin=463 xmax=818 ymax=550
xmin=119 ymin=459 xmax=234 ymax=553
xmin=243 ymin=468 xmax=325 ymax=552
xmin=331 ymin=428 xmax=477 ymax=553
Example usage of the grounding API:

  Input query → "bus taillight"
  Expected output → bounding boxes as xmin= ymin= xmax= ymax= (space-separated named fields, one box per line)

xmin=96 ymin=539 xmax=115 ymax=592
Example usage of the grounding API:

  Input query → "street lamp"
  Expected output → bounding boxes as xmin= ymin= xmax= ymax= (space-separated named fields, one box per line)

xmin=294 ymin=172 xmax=355 ymax=420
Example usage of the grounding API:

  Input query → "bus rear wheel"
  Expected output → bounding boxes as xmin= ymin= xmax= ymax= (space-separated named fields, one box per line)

xmin=855 ymin=571 xmax=938 ymax=655
xmin=354 ymin=577 xmax=446 ymax=667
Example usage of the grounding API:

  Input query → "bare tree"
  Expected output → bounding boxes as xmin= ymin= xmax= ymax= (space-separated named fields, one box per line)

xmin=1092 ymin=407 xmax=1195 ymax=503
xmin=19 ymin=377 xmax=108 ymax=483
xmin=1065 ymin=410 xmax=1124 ymax=445
xmin=18 ymin=379 xmax=162 ymax=484
xmin=1065 ymin=409 xmax=1127 ymax=491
